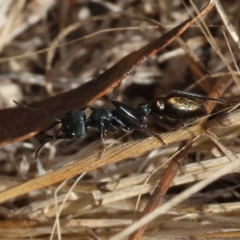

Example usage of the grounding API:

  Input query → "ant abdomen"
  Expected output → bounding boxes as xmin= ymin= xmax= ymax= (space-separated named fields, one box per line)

xmin=160 ymin=96 xmax=207 ymax=119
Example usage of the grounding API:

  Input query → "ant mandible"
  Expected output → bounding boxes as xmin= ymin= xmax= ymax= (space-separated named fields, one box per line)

xmin=14 ymin=90 xmax=235 ymax=160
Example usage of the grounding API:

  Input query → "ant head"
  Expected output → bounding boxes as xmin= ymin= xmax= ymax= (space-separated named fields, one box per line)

xmin=34 ymin=111 xmax=87 ymax=161
xmin=61 ymin=110 xmax=87 ymax=138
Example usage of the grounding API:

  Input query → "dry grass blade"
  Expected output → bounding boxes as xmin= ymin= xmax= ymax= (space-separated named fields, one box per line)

xmin=0 ymin=106 xmax=240 ymax=203
xmin=111 ymin=158 xmax=240 ymax=240
xmin=1 ymin=1 xmax=240 ymax=239
xmin=214 ymin=0 xmax=239 ymax=44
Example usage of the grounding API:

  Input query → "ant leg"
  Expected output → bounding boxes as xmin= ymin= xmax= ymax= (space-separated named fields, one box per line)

xmin=99 ymin=137 xmax=106 ymax=159
xmin=112 ymin=100 xmax=166 ymax=145
xmin=142 ymin=125 xmax=166 ymax=146
xmin=122 ymin=126 xmax=132 ymax=132
xmin=169 ymin=90 xmax=232 ymax=105
xmin=150 ymin=115 xmax=180 ymax=131
xmin=123 ymin=116 xmax=166 ymax=145
xmin=99 ymin=121 xmax=107 ymax=159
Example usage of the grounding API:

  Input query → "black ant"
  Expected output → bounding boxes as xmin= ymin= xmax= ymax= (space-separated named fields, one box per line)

xmin=14 ymin=90 xmax=235 ymax=160
xmin=13 ymin=100 xmax=87 ymax=160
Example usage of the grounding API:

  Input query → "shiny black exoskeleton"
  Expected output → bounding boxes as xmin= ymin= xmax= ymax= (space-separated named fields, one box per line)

xmin=111 ymin=101 xmax=165 ymax=145
xmin=43 ymin=110 xmax=87 ymax=139
xmin=86 ymin=107 xmax=131 ymax=156
xmin=60 ymin=111 xmax=87 ymax=138
xmin=87 ymin=107 xmax=131 ymax=136
xmin=38 ymin=110 xmax=87 ymax=159
xmin=15 ymin=90 xmax=235 ymax=159
xmin=137 ymin=90 xmax=232 ymax=123
xmin=86 ymin=103 xmax=167 ymax=157
xmin=14 ymin=100 xmax=87 ymax=159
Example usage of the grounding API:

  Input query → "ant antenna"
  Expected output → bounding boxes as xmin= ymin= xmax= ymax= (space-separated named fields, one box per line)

xmin=171 ymin=90 xmax=239 ymax=106
xmin=204 ymin=97 xmax=236 ymax=105
xmin=13 ymin=100 xmax=61 ymax=122
xmin=35 ymin=138 xmax=53 ymax=161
